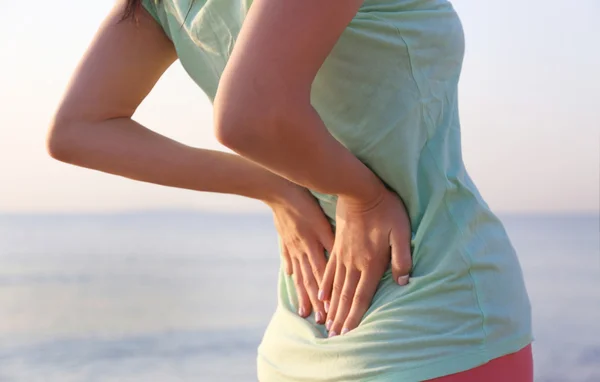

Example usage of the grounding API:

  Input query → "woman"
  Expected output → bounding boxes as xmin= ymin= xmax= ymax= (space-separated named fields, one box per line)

xmin=47 ymin=0 xmax=533 ymax=380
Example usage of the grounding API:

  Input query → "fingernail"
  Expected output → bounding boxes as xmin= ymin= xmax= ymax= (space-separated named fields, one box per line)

xmin=318 ymin=290 xmax=324 ymax=301
xmin=341 ymin=328 xmax=349 ymax=335
xmin=326 ymin=320 xmax=333 ymax=331
xmin=316 ymin=311 xmax=323 ymax=323
xmin=298 ymin=307 xmax=306 ymax=317
xmin=328 ymin=330 xmax=337 ymax=338
xmin=397 ymin=275 xmax=409 ymax=286
xmin=324 ymin=301 xmax=330 ymax=313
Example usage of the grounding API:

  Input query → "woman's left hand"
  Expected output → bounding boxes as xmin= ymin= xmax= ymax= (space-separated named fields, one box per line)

xmin=268 ymin=185 xmax=335 ymax=325
xmin=318 ymin=188 xmax=413 ymax=337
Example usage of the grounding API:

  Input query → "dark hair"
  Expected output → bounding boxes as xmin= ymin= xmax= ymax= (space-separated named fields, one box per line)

xmin=123 ymin=0 xmax=150 ymax=20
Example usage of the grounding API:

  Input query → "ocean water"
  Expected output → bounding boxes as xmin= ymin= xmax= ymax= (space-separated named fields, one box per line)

xmin=0 ymin=212 xmax=598 ymax=382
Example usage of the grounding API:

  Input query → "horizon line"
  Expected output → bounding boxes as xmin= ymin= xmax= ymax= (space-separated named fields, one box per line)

xmin=1 ymin=208 xmax=598 ymax=218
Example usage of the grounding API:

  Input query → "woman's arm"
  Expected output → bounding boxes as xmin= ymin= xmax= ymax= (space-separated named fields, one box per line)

xmin=214 ymin=0 xmax=413 ymax=336
xmin=213 ymin=0 xmax=386 ymax=207
xmin=49 ymin=1 xmax=337 ymax=325
xmin=47 ymin=1 xmax=292 ymax=205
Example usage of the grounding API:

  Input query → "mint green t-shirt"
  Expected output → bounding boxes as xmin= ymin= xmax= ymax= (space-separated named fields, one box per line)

xmin=142 ymin=1 xmax=533 ymax=380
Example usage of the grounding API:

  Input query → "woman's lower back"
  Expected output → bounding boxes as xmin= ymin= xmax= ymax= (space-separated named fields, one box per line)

xmin=257 ymin=2 xmax=532 ymax=380
xmin=257 ymin=193 xmax=532 ymax=381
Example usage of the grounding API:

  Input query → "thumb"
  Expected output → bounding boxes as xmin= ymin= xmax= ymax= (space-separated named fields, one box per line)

xmin=390 ymin=231 xmax=412 ymax=286
xmin=282 ymin=246 xmax=293 ymax=276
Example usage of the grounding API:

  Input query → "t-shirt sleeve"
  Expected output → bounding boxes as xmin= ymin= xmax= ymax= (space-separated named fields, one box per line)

xmin=141 ymin=0 xmax=160 ymax=22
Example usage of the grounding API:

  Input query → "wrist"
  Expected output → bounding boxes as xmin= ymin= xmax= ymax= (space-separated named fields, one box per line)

xmin=261 ymin=176 xmax=304 ymax=208
xmin=337 ymin=174 xmax=387 ymax=212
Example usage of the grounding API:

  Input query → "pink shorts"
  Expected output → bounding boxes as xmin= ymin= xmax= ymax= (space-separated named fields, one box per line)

xmin=426 ymin=344 xmax=533 ymax=382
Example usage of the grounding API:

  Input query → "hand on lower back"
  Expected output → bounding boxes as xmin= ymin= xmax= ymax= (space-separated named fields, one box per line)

xmin=268 ymin=185 xmax=334 ymax=325
xmin=319 ymin=188 xmax=412 ymax=337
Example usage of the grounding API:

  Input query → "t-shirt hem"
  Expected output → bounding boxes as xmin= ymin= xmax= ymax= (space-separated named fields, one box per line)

xmin=258 ymin=335 xmax=533 ymax=382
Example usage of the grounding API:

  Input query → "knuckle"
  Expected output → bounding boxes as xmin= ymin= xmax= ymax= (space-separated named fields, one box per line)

xmin=363 ymin=254 xmax=376 ymax=264
xmin=289 ymin=250 xmax=301 ymax=260
xmin=339 ymin=293 xmax=352 ymax=305
xmin=361 ymin=249 xmax=378 ymax=263
xmin=353 ymin=293 xmax=369 ymax=308
xmin=360 ymin=259 xmax=378 ymax=271
xmin=332 ymin=283 xmax=343 ymax=295
xmin=290 ymin=236 xmax=303 ymax=249
xmin=302 ymin=278 xmax=313 ymax=289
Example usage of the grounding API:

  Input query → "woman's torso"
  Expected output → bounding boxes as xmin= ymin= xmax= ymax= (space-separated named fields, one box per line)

xmin=142 ymin=1 xmax=533 ymax=380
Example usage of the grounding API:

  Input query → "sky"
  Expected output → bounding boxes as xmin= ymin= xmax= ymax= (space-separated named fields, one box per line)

xmin=0 ymin=0 xmax=598 ymax=214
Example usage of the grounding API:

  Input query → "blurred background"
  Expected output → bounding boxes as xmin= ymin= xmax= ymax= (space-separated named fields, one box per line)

xmin=0 ymin=0 xmax=598 ymax=381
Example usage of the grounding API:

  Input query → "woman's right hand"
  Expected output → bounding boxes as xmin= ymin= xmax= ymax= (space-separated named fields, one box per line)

xmin=267 ymin=185 xmax=335 ymax=325
xmin=319 ymin=187 xmax=413 ymax=336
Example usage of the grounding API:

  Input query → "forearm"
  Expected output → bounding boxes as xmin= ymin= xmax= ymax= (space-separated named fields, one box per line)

xmin=215 ymin=98 xmax=385 ymax=205
xmin=212 ymin=0 xmax=385 ymax=206
xmin=47 ymin=116 xmax=297 ymax=204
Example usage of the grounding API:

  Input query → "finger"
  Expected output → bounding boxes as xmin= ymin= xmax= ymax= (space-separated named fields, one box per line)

xmin=307 ymin=242 xmax=327 ymax=285
xmin=318 ymin=251 xmax=336 ymax=304
xmin=329 ymin=268 xmax=359 ymax=337
xmin=325 ymin=261 xmax=345 ymax=333
xmin=342 ymin=271 xmax=381 ymax=334
xmin=292 ymin=257 xmax=311 ymax=318
xmin=390 ymin=231 xmax=412 ymax=286
xmin=300 ymin=254 xmax=326 ymax=324
xmin=282 ymin=246 xmax=292 ymax=276
xmin=319 ymin=222 xmax=335 ymax=254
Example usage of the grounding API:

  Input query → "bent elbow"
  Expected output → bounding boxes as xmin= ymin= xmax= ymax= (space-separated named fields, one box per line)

xmin=213 ymin=110 xmax=240 ymax=150
xmin=46 ymin=115 xmax=78 ymax=163
xmin=213 ymin=100 xmax=252 ymax=150
xmin=213 ymin=95 xmax=283 ymax=152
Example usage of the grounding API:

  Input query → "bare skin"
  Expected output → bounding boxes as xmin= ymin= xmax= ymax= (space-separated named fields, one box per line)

xmin=47 ymin=1 xmax=331 ymax=325
xmin=213 ymin=0 xmax=412 ymax=335
xmin=48 ymin=0 xmax=412 ymax=335
xmin=272 ymin=187 xmax=334 ymax=322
